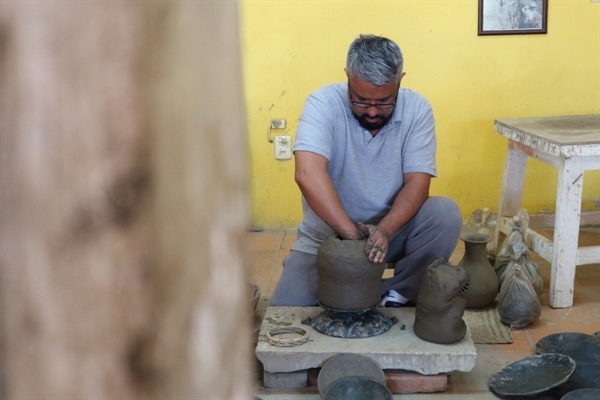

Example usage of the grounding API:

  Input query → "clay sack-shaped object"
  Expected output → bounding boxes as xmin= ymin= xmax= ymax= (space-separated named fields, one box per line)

xmin=414 ymin=259 xmax=468 ymax=344
xmin=520 ymin=255 xmax=543 ymax=297
xmin=497 ymin=266 xmax=541 ymax=329
xmin=514 ymin=208 xmax=530 ymax=235
xmin=494 ymin=230 xmax=528 ymax=279
xmin=500 ymin=256 xmax=543 ymax=297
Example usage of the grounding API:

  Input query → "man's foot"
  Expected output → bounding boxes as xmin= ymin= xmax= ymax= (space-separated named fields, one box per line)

xmin=379 ymin=289 xmax=416 ymax=307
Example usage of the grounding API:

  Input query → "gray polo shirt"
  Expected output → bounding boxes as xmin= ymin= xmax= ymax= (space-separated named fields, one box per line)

xmin=292 ymin=83 xmax=437 ymax=255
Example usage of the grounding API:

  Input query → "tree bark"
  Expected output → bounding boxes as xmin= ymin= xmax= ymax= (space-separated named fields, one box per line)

xmin=0 ymin=2 xmax=251 ymax=398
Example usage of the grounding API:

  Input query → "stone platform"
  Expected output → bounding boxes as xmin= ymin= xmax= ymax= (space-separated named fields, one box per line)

xmin=256 ymin=307 xmax=477 ymax=391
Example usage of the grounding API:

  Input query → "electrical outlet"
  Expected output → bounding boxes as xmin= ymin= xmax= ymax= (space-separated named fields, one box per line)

xmin=274 ymin=135 xmax=292 ymax=160
xmin=271 ymin=118 xmax=286 ymax=129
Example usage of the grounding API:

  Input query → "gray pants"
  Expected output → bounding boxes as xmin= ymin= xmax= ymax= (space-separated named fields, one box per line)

xmin=270 ymin=196 xmax=462 ymax=306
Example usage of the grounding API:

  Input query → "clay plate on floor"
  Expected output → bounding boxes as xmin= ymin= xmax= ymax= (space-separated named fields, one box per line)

xmin=317 ymin=353 xmax=386 ymax=397
xmin=323 ymin=376 xmax=392 ymax=400
xmin=552 ymin=341 xmax=600 ymax=391
xmin=488 ymin=354 xmax=576 ymax=397
xmin=536 ymin=332 xmax=600 ymax=354
xmin=560 ymin=388 xmax=600 ymax=400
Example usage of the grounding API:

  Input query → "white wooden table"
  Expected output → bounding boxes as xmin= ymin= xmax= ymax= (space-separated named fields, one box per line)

xmin=494 ymin=114 xmax=600 ymax=308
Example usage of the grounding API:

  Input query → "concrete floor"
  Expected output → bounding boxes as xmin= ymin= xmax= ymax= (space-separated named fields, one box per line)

xmin=248 ymin=228 xmax=600 ymax=399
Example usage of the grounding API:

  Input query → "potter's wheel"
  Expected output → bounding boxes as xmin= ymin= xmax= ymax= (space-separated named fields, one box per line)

xmin=303 ymin=303 xmax=396 ymax=339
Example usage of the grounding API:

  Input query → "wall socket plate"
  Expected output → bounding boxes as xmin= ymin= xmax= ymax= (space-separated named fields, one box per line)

xmin=274 ymin=135 xmax=292 ymax=160
xmin=271 ymin=118 xmax=286 ymax=129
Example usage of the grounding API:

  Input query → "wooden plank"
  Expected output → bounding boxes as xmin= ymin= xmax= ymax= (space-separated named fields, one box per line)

xmin=528 ymin=210 xmax=600 ymax=229
xmin=549 ymin=157 xmax=585 ymax=308
xmin=495 ymin=115 xmax=600 ymax=144
xmin=578 ymin=246 xmax=600 ymax=265
xmin=494 ymin=145 xmax=528 ymax=250
xmin=498 ymin=216 xmax=600 ymax=266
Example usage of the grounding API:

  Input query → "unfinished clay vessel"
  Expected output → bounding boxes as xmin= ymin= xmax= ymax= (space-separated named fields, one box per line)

xmin=459 ymin=233 xmax=499 ymax=309
xmin=414 ymin=259 xmax=468 ymax=344
xmin=316 ymin=235 xmax=385 ymax=311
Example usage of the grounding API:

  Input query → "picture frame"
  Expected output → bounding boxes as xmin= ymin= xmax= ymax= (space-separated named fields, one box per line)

xmin=478 ymin=0 xmax=548 ymax=36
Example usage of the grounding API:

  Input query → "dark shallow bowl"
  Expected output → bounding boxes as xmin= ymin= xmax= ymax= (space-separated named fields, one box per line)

xmin=536 ymin=332 xmax=599 ymax=354
xmin=561 ymin=388 xmax=600 ymax=400
xmin=488 ymin=354 xmax=576 ymax=397
xmin=553 ymin=341 xmax=600 ymax=391
xmin=323 ymin=376 xmax=392 ymax=400
xmin=317 ymin=353 xmax=386 ymax=397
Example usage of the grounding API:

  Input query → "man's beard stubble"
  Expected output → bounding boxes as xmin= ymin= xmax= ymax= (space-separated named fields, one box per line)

xmin=351 ymin=110 xmax=393 ymax=132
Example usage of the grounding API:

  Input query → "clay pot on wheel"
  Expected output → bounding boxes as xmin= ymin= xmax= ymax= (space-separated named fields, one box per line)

xmin=317 ymin=235 xmax=385 ymax=310
xmin=458 ymin=233 xmax=499 ymax=309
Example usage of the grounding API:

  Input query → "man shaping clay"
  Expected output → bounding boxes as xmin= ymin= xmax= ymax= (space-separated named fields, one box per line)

xmin=271 ymin=34 xmax=462 ymax=307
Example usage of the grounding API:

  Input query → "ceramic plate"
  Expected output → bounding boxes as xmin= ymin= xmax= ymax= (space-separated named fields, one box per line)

xmin=488 ymin=354 xmax=576 ymax=397
xmin=553 ymin=341 xmax=600 ymax=391
xmin=561 ymin=388 xmax=600 ymax=400
xmin=317 ymin=353 xmax=386 ymax=396
xmin=536 ymin=332 xmax=600 ymax=354
xmin=323 ymin=376 xmax=392 ymax=400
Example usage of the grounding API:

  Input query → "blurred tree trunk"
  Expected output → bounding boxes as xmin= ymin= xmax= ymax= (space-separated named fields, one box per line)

xmin=0 ymin=2 xmax=251 ymax=399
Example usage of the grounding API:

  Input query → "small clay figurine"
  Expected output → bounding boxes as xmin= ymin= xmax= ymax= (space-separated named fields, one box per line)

xmin=414 ymin=259 xmax=468 ymax=344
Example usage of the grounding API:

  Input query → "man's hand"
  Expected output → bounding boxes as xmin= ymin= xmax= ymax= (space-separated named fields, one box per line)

xmin=358 ymin=222 xmax=389 ymax=264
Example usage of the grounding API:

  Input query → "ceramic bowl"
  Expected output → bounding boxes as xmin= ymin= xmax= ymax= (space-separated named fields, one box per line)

xmin=323 ymin=376 xmax=392 ymax=400
xmin=317 ymin=353 xmax=386 ymax=397
xmin=536 ymin=332 xmax=599 ymax=354
xmin=561 ymin=388 xmax=600 ymax=400
xmin=488 ymin=354 xmax=576 ymax=397
xmin=553 ymin=341 xmax=600 ymax=391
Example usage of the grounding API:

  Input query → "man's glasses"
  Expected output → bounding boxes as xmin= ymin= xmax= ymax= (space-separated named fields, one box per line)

xmin=348 ymin=89 xmax=397 ymax=110
xmin=350 ymin=100 xmax=396 ymax=110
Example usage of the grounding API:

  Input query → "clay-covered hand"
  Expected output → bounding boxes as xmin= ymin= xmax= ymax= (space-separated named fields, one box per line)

xmin=358 ymin=222 xmax=388 ymax=264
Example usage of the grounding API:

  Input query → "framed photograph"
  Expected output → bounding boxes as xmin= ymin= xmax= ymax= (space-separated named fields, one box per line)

xmin=478 ymin=0 xmax=548 ymax=36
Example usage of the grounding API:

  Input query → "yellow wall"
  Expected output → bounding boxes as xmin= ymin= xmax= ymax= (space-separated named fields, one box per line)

xmin=241 ymin=1 xmax=600 ymax=230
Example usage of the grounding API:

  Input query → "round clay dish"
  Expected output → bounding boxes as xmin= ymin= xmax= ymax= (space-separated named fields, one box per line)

xmin=488 ymin=354 xmax=576 ymax=397
xmin=323 ymin=376 xmax=392 ymax=400
xmin=553 ymin=341 xmax=600 ymax=391
xmin=561 ymin=388 xmax=600 ymax=400
xmin=317 ymin=353 xmax=385 ymax=397
xmin=536 ymin=332 xmax=599 ymax=354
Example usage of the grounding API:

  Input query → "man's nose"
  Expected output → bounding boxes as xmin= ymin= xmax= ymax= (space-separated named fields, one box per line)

xmin=366 ymin=106 xmax=380 ymax=116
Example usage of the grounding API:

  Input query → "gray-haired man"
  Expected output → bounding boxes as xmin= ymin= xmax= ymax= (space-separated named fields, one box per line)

xmin=271 ymin=34 xmax=462 ymax=307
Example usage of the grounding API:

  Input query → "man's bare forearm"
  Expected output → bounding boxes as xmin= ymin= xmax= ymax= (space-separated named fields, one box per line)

xmin=377 ymin=173 xmax=431 ymax=238
xmin=295 ymin=151 xmax=362 ymax=239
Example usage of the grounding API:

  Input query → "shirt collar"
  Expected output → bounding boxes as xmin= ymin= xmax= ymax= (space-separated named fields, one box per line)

xmin=390 ymin=89 xmax=404 ymax=124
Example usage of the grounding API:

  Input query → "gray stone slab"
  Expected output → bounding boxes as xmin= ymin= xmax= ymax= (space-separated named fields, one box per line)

xmin=255 ymin=307 xmax=476 ymax=375
xmin=263 ymin=370 xmax=308 ymax=389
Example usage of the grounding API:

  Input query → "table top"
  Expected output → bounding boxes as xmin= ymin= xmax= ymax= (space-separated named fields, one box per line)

xmin=495 ymin=114 xmax=600 ymax=145
xmin=495 ymin=114 xmax=600 ymax=157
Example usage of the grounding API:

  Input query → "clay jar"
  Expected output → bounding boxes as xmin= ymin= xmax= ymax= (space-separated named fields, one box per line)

xmin=316 ymin=235 xmax=385 ymax=311
xmin=459 ymin=233 xmax=499 ymax=309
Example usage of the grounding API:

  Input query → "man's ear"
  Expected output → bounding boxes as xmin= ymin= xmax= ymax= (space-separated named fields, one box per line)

xmin=344 ymin=67 xmax=348 ymax=78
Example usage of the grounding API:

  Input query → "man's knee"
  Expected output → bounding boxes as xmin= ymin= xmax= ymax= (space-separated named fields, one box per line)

xmin=425 ymin=196 xmax=462 ymax=231
xmin=270 ymin=251 xmax=319 ymax=307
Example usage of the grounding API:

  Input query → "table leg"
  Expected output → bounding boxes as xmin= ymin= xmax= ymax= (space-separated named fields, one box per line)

xmin=495 ymin=142 xmax=528 ymax=251
xmin=549 ymin=157 xmax=584 ymax=308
